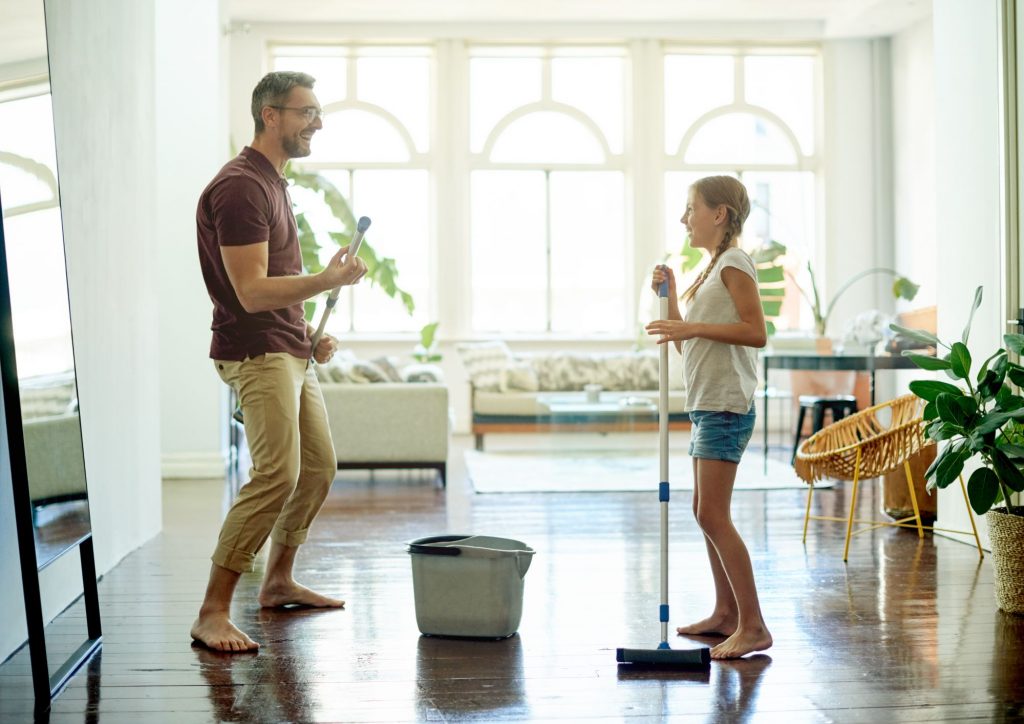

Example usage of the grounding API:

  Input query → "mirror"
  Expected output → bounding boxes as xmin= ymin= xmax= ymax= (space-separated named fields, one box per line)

xmin=0 ymin=0 xmax=91 ymax=568
xmin=0 ymin=0 xmax=101 ymax=710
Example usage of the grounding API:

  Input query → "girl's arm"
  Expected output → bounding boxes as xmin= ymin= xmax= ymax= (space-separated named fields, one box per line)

xmin=645 ymin=266 xmax=767 ymax=349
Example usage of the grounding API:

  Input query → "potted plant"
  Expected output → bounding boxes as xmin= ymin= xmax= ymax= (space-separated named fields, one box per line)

xmin=893 ymin=286 xmax=1024 ymax=613
xmin=796 ymin=262 xmax=919 ymax=337
xmin=413 ymin=321 xmax=442 ymax=363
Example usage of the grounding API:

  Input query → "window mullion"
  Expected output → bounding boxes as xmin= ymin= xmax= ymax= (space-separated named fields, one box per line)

xmin=545 ymin=168 xmax=553 ymax=333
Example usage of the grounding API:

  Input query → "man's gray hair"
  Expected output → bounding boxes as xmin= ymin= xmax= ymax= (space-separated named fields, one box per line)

xmin=251 ymin=71 xmax=316 ymax=133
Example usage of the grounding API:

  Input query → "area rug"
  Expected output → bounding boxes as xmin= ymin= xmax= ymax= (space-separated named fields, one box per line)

xmin=465 ymin=449 xmax=831 ymax=493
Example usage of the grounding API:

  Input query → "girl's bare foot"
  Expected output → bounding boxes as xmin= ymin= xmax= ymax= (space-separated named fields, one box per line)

xmin=258 ymin=579 xmax=345 ymax=608
xmin=190 ymin=613 xmax=260 ymax=652
xmin=676 ymin=612 xmax=737 ymax=637
xmin=710 ymin=627 xmax=773 ymax=659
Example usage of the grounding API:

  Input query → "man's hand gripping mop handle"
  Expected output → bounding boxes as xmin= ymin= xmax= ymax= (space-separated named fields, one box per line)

xmin=309 ymin=216 xmax=371 ymax=360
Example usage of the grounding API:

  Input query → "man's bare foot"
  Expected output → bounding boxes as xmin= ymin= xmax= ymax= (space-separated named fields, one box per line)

xmin=676 ymin=612 xmax=737 ymax=637
xmin=710 ymin=627 xmax=773 ymax=659
xmin=258 ymin=579 xmax=345 ymax=609
xmin=190 ymin=612 xmax=259 ymax=653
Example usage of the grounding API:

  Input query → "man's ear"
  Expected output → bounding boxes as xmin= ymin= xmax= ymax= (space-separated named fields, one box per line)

xmin=261 ymin=105 xmax=277 ymax=130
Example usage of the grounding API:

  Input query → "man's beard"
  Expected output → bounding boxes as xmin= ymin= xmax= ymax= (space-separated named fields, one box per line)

xmin=283 ymin=134 xmax=312 ymax=159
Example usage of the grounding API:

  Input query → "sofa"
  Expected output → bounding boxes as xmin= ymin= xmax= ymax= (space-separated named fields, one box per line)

xmin=320 ymin=382 xmax=449 ymax=485
xmin=18 ymin=376 xmax=87 ymax=507
xmin=314 ymin=352 xmax=450 ymax=486
xmin=457 ymin=342 xmax=690 ymax=450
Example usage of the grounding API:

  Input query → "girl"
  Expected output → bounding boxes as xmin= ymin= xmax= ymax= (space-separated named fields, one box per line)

xmin=646 ymin=175 xmax=772 ymax=660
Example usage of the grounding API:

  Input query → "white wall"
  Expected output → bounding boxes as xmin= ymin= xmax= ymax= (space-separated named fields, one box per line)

xmin=932 ymin=0 xmax=1003 ymax=549
xmin=821 ymin=39 xmax=895 ymax=340
xmin=155 ymin=0 xmax=227 ymax=478
xmin=892 ymin=19 xmax=937 ymax=310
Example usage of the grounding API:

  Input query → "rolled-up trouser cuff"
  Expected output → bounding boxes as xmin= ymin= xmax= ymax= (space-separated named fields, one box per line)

xmin=212 ymin=545 xmax=257 ymax=574
xmin=271 ymin=525 xmax=309 ymax=547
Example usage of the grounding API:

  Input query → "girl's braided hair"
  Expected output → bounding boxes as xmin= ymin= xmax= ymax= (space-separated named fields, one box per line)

xmin=681 ymin=176 xmax=752 ymax=303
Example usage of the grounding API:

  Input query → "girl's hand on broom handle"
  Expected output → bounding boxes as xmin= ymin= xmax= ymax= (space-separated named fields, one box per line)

xmin=645 ymin=319 xmax=693 ymax=344
xmin=651 ymin=264 xmax=676 ymax=297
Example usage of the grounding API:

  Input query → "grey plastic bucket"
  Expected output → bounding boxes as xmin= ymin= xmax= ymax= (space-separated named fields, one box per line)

xmin=407 ymin=535 xmax=535 ymax=638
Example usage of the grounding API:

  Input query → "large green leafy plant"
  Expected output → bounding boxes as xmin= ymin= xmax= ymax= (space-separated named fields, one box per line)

xmin=893 ymin=286 xmax=1024 ymax=516
xmin=286 ymin=165 xmax=440 ymax=354
xmin=285 ymin=166 xmax=414 ymax=322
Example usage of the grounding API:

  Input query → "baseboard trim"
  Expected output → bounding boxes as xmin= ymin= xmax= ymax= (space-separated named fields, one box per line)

xmin=161 ymin=452 xmax=226 ymax=479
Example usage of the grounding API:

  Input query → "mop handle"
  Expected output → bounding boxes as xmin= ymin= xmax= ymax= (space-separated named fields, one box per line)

xmin=309 ymin=216 xmax=371 ymax=358
xmin=658 ymin=265 xmax=670 ymax=645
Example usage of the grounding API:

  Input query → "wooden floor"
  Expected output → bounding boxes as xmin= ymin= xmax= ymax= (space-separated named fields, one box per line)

xmin=2 ymin=435 xmax=1023 ymax=722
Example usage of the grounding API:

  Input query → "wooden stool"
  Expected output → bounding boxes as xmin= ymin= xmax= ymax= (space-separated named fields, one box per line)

xmin=792 ymin=394 xmax=857 ymax=463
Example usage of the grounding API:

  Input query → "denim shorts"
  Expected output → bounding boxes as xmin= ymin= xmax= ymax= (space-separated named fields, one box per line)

xmin=687 ymin=404 xmax=757 ymax=464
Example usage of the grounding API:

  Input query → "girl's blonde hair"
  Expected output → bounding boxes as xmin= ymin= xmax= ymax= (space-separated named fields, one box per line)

xmin=682 ymin=175 xmax=751 ymax=302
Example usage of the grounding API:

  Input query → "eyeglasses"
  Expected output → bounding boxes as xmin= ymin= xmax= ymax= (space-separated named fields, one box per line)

xmin=268 ymin=105 xmax=323 ymax=124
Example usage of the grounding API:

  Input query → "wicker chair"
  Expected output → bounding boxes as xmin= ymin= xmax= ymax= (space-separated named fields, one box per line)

xmin=794 ymin=394 xmax=984 ymax=562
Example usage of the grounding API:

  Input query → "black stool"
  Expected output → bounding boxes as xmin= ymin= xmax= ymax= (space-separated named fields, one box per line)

xmin=791 ymin=394 xmax=858 ymax=463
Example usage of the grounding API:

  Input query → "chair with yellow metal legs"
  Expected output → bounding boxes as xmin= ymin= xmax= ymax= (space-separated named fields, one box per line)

xmin=794 ymin=394 xmax=984 ymax=562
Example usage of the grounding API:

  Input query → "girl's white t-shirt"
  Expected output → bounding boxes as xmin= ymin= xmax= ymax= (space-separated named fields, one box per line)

xmin=681 ymin=246 xmax=759 ymax=414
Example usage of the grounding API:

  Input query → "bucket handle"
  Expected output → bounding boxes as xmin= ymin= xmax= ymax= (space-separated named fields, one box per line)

xmin=407 ymin=535 xmax=468 ymax=556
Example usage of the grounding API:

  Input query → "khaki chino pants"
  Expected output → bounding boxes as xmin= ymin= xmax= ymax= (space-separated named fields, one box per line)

xmin=212 ymin=352 xmax=337 ymax=573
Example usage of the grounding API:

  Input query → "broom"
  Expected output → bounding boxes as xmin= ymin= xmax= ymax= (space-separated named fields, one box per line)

xmin=616 ymin=265 xmax=711 ymax=669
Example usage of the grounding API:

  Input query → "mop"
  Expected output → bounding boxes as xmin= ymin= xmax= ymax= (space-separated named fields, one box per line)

xmin=616 ymin=266 xmax=711 ymax=669
xmin=233 ymin=215 xmax=371 ymax=425
xmin=308 ymin=215 xmax=371 ymax=356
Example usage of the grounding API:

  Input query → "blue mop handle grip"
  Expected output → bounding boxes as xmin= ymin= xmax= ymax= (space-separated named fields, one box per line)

xmin=657 ymin=264 xmax=669 ymax=298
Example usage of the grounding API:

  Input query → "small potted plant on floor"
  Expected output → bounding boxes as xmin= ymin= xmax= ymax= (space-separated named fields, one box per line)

xmin=893 ymin=286 xmax=1024 ymax=614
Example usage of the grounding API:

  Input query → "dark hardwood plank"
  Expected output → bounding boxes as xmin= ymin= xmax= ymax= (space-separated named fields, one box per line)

xmin=1 ymin=435 xmax=1021 ymax=723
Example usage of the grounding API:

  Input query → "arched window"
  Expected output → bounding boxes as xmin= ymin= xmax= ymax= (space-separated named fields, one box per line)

xmin=469 ymin=46 xmax=628 ymax=334
xmin=663 ymin=50 xmax=820 ymax=333
xmin=273 ymin=46 xmax=431 ymax=334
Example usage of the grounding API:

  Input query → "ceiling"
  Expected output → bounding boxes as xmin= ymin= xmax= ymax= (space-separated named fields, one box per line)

xmin=0 ymin=0 xmax=933 ymax=70
xmin=226 ymin=0 xmax=933 ymax=38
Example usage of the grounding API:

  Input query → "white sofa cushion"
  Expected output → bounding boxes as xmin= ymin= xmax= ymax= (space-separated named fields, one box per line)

xmin=456 ymin=340 xmax=513 ymax=391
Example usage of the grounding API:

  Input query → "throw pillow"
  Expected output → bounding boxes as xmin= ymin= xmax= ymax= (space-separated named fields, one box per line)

xmin=350 ymin=359 xmax=389 ymax=383
xmin=402 ymin=363 xmax=445 ymax=383
xmin=499 ymin=360 xmax=540 ymax=392
xmin=370 ymin=355 xmax=404 ymax=382
xmin=455 ymin=340 xmax=513 ymax=391
xmin=529 ymin=353 xmax=600 ymax=391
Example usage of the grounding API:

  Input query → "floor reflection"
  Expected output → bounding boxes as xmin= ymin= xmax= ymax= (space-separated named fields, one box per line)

xmin=711 ymin=654 xmax=772 ymax=722
xmin=416 ymin=634 xmax=527 ymax=719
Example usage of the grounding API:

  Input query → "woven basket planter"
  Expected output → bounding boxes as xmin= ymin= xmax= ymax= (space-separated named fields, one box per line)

xmin=988 ymin=507 xmax=1024 ymax=614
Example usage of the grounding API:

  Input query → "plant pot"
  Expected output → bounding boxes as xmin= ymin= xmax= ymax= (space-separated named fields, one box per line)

xmin=987 ymin=506 xmax=1024 ymax=615
xmin=882 ymin=445 xmax=937 ymax=525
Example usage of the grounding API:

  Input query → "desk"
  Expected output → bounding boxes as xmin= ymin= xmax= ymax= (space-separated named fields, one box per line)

xmin=761 ymin=353 xmax=921 ymax=472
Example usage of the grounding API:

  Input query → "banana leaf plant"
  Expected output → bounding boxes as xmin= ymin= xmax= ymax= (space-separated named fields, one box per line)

xmin=673 ymin=236 xmax=787 ymax=336
xmin=285 ymin=165 xmax=414 ymax=322
xmin=892 ymin=286 xmax=1024 ymax=517
xmin=749 ymin=240 xmax=787 ymax=336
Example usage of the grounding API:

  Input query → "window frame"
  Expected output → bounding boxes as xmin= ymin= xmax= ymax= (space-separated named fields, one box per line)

xmin=253 ymin=37 xmax=824 ymax=342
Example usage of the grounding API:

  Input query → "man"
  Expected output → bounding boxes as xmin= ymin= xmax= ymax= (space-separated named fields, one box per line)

xmin=191 ymin=71 xmax=366 ymax=652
